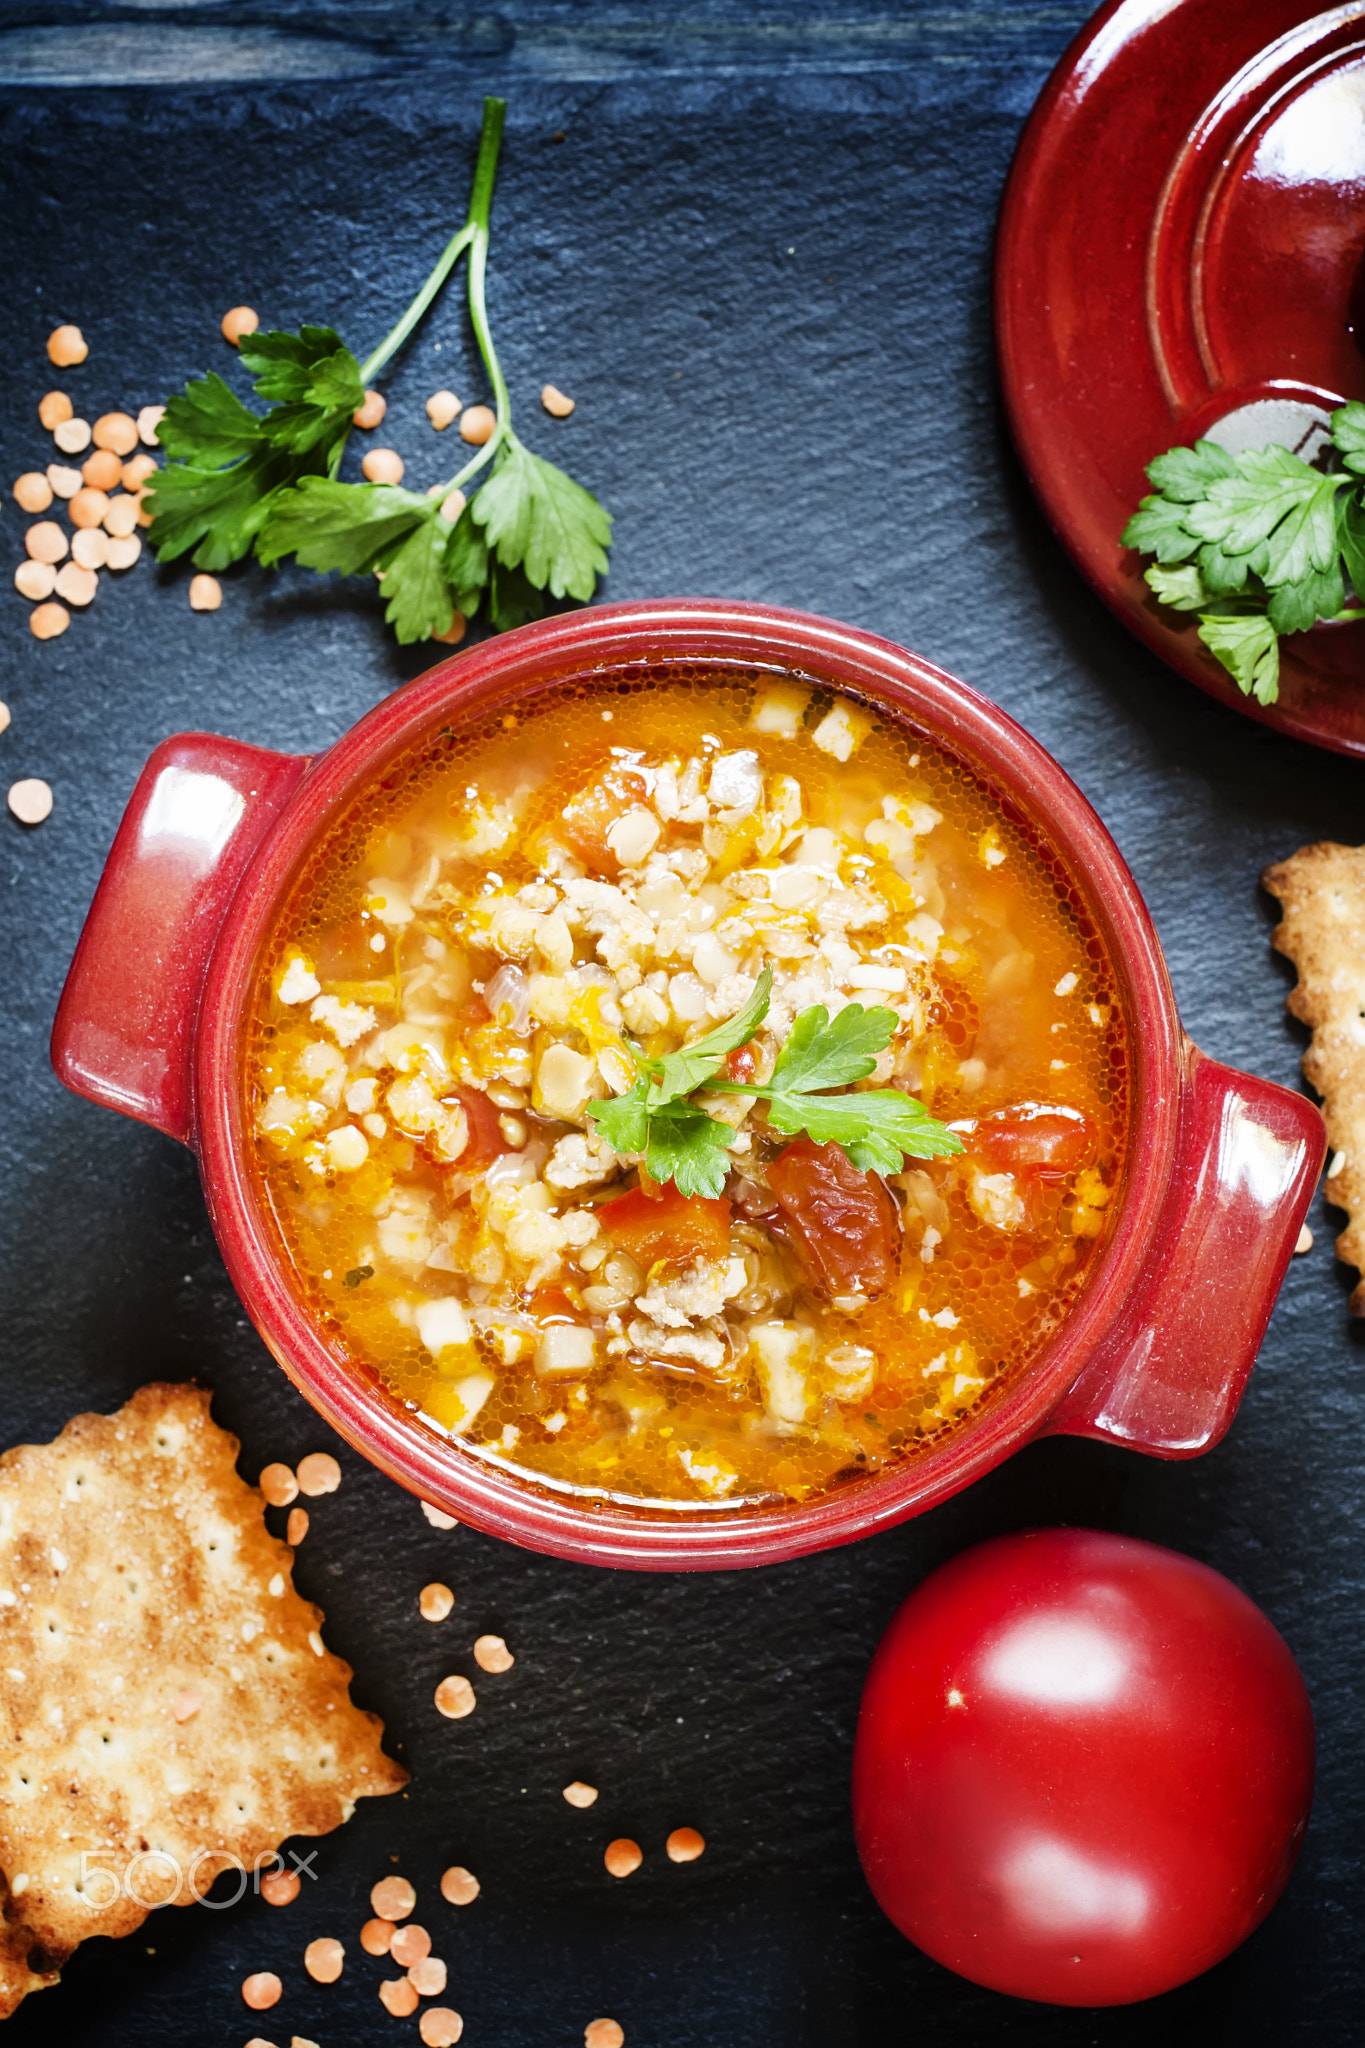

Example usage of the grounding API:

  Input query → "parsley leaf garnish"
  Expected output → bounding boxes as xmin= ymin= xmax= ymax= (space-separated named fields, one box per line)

xmin=587 ymin=966 xmax=963 ymax=1199
xmin=146 ymin=96 xmax=612 ymax=642
xmin=1121 ymin=414 xmax=1365 ymax=702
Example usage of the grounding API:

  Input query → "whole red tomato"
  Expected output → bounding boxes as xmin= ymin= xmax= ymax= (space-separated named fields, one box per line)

xmin=852 ymin=1529 xmax=1314 ymax=2005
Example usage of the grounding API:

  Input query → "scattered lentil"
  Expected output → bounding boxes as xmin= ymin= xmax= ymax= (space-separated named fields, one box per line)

xmin=665 ymin=1827 xmax=705 ymax=1863
xmin=241 ymin=1971 xmax=283 ymax=2010
xmin=8 ymin=778 xmax=54 ymax=823
xmin=353 ymin=389 xmax=387 ymax=429
xmin=370 ymin=1875 xmax=416 ymax=1921
xmin=361 ymin=448 xmax=404 ymax=485
xmin=137 ymin=404 xmax=165 ymax=446
xmin=420 ymin=2011 xmax=464 ymax=2047
xmin=27 ymin=604 xmax=68 ymax=642
xmin=15 ymin=560 xmax=57 ymax=601
xmin=604 ymin=1840 xmax=642 ymax=1879
xmin=70 ymin=488 xmax=110 ymax=531
xmin=458 ymin=404 xmax=496 ymax=445
xmin=189 ymin=573 xmax=222 ymax=611
xmin=421 ymin=1501 xmax=458 ymax=1530
xmin=46 ymin=464 xmax=81 ymax=498
xmin=425 ymin=390 xmax=461 ymax=430
xmin=473 ymin=1634 xmax=513 ymax=1674
xmin=54 ymin=563 xmax=97 ymax=607
xmin=360 ymin=1916 xmax=396 ymax=1956
xmin=304 ymin=1936 xmax=344 ymax=1984
xmin=408 ymin=1955 xmax=447 ymax=1998
xmin=286 ymin=1505 xmax=310 ymax=1546
xmin=541 ymin=384 xmax=575 ymax=418
xmin=25 ymin=521 xmax=68 ymax=564
xmin=13 ymin=473 xmax=52 ymax=513
xmin=92 ymin=411 xmax=138 ymax=456
xmin=53 ymin=418 xmax=92 ymax=455
xmin=106 ymin=535 xmax=142 ymax=571
xmin=1295 ymin=1225 xmax=1313 ymax=1255
xmin=259 ymin=1463 xmax=299 ymax=1507
xmin=419 ymin=1583 xmax=454 ymax=1623
xmin=72 ymin=527 xmax=110 ymax=570
xmin=562 ymin=1782 xmax=598 ymax=1809
xmin=297 ymin=1452 xmax=341 ymax=1497
xmin=81 ymin=449 xmax=122 ymax=490
xmin=103 ymin=493 xmax=141 ymax=538
xmin=432 ymin=613 xmax=467 ymax=646
xmin=388 ymin=1922 xmax=431 ymax=1967
xmin=47 ymin=325 xmax=88 ymax=367
xmin=38 ymin=391 xmax=73 ymax=430
xmin=434 ymin=1675 xmax=475 ymax=1720
xmin=585 ymin=2023 xmax=625 ymax=2048
xmin=222 ymin=305 xmax=260 ymax=346
xmin=122 ymin=452 xmax=158 ymax=488
xmin=439 ymin=1866 xmax=479 ymax=1907
xmin=0 ymin=702 xmax=9 ymax=736
xmin=379 ymin=1978 xmax=419 ymax=2017
xmin=260 ymin=1869 xmax=301 ymax=1906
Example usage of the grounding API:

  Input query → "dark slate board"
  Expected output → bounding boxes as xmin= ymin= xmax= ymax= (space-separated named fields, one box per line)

xmin=1 ymin=5 xmax=1361 ymax=2043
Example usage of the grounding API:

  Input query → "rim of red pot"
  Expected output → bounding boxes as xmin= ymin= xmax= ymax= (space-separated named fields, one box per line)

xmin=195 ymin=599 xmax=1177 ymax=1569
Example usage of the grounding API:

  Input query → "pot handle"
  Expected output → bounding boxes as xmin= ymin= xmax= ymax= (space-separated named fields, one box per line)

xmin=51 ymin=732 xmax=310 ymax=1148
xmin=1044 ymin=1042 xmax=1324 ymax=1457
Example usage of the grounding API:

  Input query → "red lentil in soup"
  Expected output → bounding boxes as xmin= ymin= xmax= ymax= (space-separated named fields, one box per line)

xmin=245 ymin=672 xmax=1128 ymax=1508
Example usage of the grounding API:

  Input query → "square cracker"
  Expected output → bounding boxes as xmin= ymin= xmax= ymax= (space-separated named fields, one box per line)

xmin=0 ymin=1383 xmax=405 ymax=2018
xmin=1263 ymin=840 xmax=1365 ymax=1310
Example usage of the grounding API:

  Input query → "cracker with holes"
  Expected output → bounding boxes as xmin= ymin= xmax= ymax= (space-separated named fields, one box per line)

xmin=1263 ymin=839 xmax=1365 ymax=1310
xmin=0 ymin=1383 xmax=405 ymax=2019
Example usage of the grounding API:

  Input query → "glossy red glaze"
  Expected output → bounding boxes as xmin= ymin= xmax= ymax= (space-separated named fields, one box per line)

xmin=997 ymin=0 xmax=1365 ymax=755
xmin=853 ymin=1529 xmax=1315 ymax=2004
xmin=50 ymin=601 xmax=1324 ymax=1569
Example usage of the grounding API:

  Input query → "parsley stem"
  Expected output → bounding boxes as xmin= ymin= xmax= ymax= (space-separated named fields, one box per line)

xmin=358 ymin=95 xmax=506 ymax=386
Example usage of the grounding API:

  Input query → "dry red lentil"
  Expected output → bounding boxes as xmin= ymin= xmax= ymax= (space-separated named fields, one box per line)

xmin=370 ymin=1875 xmax=416 ymax=1921
xmin=434 ymin=1675 xmax=475 ymax=1719
xmin=259 ymin=1462 xmax=298 ymax=1507
xmin=304 ymin=1936 xmax=345 ymax=1983
xmin=439 ymin=1866 xmax=479 ymax=1906
xmin=388 ymin=1921 xmax=431 ymax=1967
xmin=361 ymin=1916 xmax=396 ymax=1955
xmin=420 ymin=1582 xmax=454 ymax=1622
xmin=296 ymin=1452 xmax=341 ymax=1496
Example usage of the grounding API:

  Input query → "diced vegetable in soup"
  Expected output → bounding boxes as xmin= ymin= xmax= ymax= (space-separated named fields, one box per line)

xmin=245 ymin=673 xmax=1128 ymax=1508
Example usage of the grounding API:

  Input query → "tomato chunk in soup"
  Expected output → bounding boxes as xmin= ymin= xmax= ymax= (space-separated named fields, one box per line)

xmin=768 ymin=1140 xmax=901 ymax=1300
xmin=246 ymin=671 xmax=1129 ymax=1511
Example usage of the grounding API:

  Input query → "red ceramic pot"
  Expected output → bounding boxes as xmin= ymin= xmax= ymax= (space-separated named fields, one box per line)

xmin=50 ymin=601 xmax=1324 ymax=1570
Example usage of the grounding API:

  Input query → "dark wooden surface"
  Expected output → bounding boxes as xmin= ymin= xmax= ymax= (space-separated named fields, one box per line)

xmin=1 ymin=4 xmax=1360 ymax=2042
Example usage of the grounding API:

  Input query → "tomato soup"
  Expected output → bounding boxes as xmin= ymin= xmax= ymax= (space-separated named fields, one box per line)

xmin=245 ymin=672 xmax=1128 ymax=1508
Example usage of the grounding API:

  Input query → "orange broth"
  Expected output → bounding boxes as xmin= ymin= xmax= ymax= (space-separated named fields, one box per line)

xmin=244 ymin=672 xmax=1128 ymax=1509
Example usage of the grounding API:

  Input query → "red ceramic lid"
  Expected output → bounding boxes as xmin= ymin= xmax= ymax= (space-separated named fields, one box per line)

xmin=997 ymin=0 xmax=1365 ymax=753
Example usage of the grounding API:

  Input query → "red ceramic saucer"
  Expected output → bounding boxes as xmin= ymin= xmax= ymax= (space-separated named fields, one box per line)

xmin=997 ymin=0 xmax=1365 ymax=753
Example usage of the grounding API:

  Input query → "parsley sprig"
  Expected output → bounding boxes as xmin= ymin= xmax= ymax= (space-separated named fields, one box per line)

xmin=1121 ymin=404 xmax=1365 ymax=703
xmin=146 ymin=96 xmax=612 ymax=641
xmin=587 ymin=967 xmax=963 ymax=1199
